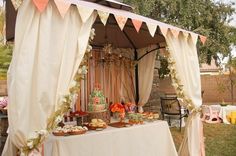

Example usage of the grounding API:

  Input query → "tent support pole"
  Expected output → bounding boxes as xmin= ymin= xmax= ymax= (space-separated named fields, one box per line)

xmin=134 ymin=49 xmax=139 ymax=105
xmin=137 ymin=45 xmax=164 ymax=61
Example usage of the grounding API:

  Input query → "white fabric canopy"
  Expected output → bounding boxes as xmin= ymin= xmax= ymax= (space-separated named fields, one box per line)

xmin=138 ymin=45 xmax=157 ymax=109
xmin=3 ymin=0 xmax=97 ymax=155
xmin=164 ymin=31 xmax=204 ymax=156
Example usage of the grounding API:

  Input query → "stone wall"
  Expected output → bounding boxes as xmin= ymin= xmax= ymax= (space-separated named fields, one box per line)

xmin=144 ymin=60 xmax=162 ymax=113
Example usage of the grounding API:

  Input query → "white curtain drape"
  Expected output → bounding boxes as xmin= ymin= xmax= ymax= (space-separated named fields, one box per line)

xmin=164 ymin=31 xmax=204 ymax=156
xmin=87 ymin=49 xmax=135 ymax=104
xmin=3 ymin=0 xmax=97 ymax=155
xmin=137 ymin=45 xmax=157 ymax=108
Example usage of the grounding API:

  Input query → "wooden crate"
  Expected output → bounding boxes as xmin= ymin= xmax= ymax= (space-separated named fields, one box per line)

xmin=87 ymin=110 xmax=110 ymax=124
xmin=0 ymin=115 xmax=8 ymax=137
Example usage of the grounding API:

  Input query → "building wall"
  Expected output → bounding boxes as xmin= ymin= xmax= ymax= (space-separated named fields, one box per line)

xmin=201 ymin=75 xmax=236 ymax=104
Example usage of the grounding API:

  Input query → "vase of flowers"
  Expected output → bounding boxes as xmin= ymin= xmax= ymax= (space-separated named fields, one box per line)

xmin=110 ymin=103 xmax=125 ymax=122
xmin=124 ymin=102 xmax=136 ymax=113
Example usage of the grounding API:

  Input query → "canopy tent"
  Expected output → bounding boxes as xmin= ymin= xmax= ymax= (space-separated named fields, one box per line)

xmin=5 ymin=0 xmax=134 ymax=41
xmin=3 ymin=0 xmax=205 ymax=156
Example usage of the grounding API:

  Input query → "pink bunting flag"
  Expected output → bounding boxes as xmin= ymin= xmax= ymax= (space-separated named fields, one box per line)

xmin=114 ymin=15 xmax=128 ymax=30
xmin=54 ymin=0 xmax=71 ymax=18
xmin=32 ymin=0 xmax=49 ymax=12
xmin=170 ymin=29 xmax=179 ymax=38
xmin=132 ymin=19 xmax=142 ymax=32
xmin=200 ymin=35 xmax=207 ymax=44
xmin=159 ymin=26 xmax=169 ymax=37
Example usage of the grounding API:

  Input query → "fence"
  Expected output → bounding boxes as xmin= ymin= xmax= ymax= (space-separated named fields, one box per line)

xmin=158 ymin=75 xmax=236 ymax=104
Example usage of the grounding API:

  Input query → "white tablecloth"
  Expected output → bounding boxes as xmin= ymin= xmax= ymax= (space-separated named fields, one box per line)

xmin=219 ymin=105 xmax=236 ymax=124
xmin=44 ymin=121 xmax=178 ymax=156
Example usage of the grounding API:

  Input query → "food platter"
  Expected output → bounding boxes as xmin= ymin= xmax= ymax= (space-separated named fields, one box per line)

xmin=52 ymin=125 xmax=88 ymax=136
xmin=108 ymin=122 xmax=132 ymax=128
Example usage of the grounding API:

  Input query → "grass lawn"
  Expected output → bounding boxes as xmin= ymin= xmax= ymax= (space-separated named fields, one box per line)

xmin=171 ymin=123 xmax=236 ymax=156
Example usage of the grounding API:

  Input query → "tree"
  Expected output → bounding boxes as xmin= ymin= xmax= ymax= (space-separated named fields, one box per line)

xmin=226 ymin=54 xmax=236 ymax=104
xmin=123 ymin=0 xmax=236 ymax=64
xmin=123 ymin=0 xmax=156 ymax=16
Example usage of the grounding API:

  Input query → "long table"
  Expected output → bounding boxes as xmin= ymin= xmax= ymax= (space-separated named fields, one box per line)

xmin=44 ymin=121 xmax=178 ymax=156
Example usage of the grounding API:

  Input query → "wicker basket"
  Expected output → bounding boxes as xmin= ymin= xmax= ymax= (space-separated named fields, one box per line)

xmin=52 ymin=132 xmax=65 ymax=136
xmin=68 ymin=130 xmax=86 ymax=135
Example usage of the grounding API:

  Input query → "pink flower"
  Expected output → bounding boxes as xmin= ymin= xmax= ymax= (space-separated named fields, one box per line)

xmin=93 ymin=97 xmax=100 ymax=104
xmin=0 ymin=97 xmax=8 ymax=108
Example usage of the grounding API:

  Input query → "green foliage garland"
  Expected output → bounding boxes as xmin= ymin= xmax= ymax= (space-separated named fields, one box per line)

xmin=166 ymin=49 xmax=201 ymax=113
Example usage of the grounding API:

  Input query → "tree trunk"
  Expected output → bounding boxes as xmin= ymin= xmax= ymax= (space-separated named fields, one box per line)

xmin=229 ymin=54 xmax=234 ymax=105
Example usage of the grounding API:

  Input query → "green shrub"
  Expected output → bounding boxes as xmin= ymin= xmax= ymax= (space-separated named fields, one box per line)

xmin=0 ymin=44 xmax=13 ymax=79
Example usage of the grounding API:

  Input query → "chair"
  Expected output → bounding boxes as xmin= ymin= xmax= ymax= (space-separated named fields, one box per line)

xmin=201 ymin=105 xmax=221 ymax=123
xmin=160 ymin=97 xmax=188 ymax=131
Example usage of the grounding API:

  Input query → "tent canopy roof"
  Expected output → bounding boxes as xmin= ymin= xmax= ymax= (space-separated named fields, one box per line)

xmin=85 ymin=0 xmax=133 ymax=11
xmin=7 ymin=0 xmax=206 ymax=47
xmin=92 ymin=16 xmax=166 ymax=49
xmin=69 ymin=0 xmax=202 ymax=48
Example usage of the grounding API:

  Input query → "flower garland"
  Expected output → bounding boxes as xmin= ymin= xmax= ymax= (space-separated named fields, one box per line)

xmin=20 ymin=28 xmax=95 ymax=155
xmin=166 ymin=48 xmax=201 ymax=113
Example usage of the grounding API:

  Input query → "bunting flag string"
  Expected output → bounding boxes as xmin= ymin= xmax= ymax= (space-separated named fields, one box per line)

xmin=54 ymin=0 xmax=71 ymax=18
xmin=131 ymin=19 xmax=142 ymax=32
xmin=146 ymin=23 xmax=157 ymax=37
xmin=98 ymin=11 xmax=110 ymax=26
xmin=10 ymin=0 xmax=206 ymax=45
xmin=114 ymin=15 xmax=128 ymax=30
xmin=77 ymin=5 xmax=94 ymax=23
xmin=32 ymin=0 xmax=49 ymax=12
